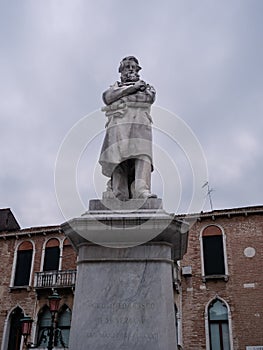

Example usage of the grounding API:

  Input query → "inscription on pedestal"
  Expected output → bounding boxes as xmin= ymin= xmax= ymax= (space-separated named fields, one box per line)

xmin=69 ymin=245 xmax=178 ymax=350
xmin=87 ymin=302 xmax=159 ymax=344
xmin=84 ymin=284 xmax=159 ymax=348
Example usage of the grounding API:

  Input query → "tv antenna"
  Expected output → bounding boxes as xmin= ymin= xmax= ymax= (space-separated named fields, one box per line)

xmin=202 ymin=181 xmax=214 ymax=211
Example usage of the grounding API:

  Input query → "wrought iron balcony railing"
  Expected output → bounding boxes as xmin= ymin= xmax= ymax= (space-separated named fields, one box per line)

xmin=34 ymin=270 xmax=77 ymax=289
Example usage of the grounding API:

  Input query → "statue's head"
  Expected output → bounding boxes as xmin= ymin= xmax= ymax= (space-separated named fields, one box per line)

xmin=119 ymin=56 xmax=141 ymax=83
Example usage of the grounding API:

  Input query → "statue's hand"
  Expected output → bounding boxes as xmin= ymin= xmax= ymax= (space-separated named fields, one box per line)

xmin=134 ymin=80 xmax=147 ymax=91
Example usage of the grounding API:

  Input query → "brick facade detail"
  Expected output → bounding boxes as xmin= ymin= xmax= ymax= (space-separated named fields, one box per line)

xmin=180 ymin=207 xmax=263 ymax=349
xmin=0 ymin=206 xmax=262 ymax=349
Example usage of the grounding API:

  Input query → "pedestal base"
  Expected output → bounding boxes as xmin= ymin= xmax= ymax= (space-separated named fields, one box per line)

xmin=62 ymin=199 xmax=188 ymax=350
xmin=69 ymin=243 xmax=177 ymax=350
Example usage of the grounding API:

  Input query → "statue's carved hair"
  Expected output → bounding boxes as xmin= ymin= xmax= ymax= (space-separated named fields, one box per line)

xmin=118 ymin=56 xmax=141 ymax=73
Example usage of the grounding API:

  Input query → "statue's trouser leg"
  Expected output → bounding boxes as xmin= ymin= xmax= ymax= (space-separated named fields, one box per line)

xmin=112 ymin=162 xmax=129 ymax=200
xmin=134 ymin=156 xmax=151 ymax=198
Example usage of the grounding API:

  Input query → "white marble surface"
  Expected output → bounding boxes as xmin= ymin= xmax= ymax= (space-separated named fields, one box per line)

xmin=69 ymin=243 xmax=177 ymax=350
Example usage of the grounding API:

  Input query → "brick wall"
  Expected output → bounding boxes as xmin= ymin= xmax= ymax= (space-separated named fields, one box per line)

xmin=1 ymin=207 xmax=263 ymax=349
xmin=181 ymin=211 xmax=263 ymax=349
xmin=0 ymin=227 xmax=77 ymax=346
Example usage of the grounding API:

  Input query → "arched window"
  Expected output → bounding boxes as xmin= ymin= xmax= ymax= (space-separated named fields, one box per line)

xmin=36 ymin=305 xmax=71 ymax=348
xmin=201 ymin=225 xmax=227 ymax=279
xmin=43 ymin=238 xmax=60 ymax=271
xmin=56 ymin=305 xmax=72 ymax=348
xmin=14 ymin=241 xmax=33 ymax=286
xmin=37 ymin=306 xmax=51 ymax=348
xmin=208 ymin=299 xmax=231 ymax=350
xmin=7 ymin=307 xmax=24 ymax=350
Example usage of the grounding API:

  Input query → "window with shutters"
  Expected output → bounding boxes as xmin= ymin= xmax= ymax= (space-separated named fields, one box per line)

xmin=43 ymin=238 xmax=60 ymax=271
xmin=37 ymin=306 xmax=52 ymax=348
xmin=36 ymin=305 xmax=71 ymax=348
xmin=200 ymin=225 xmax=228 ymax=281
xmin=7 ymin=307 xmax=24 ymax=350
xmin=207 ymin=298 xmax=232 ymax=350
xmin=13 ymin=241 xmax=33 ymax=286
xmin=56 ymin=305 xmax=72 ymax=348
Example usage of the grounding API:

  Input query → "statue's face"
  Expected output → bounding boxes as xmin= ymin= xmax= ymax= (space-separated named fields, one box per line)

xmin=121 ymin=60 xmax=140 ymax=83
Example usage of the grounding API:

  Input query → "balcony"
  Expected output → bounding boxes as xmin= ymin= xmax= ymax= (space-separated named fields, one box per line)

xmin=34 ymin=270 xmax=77 ymax=289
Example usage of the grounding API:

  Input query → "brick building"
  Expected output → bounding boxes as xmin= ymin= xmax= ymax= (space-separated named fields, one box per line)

xmin=0 ymin=206 xmax=262 ymax=350
xmin=0 ymin=209 xmax=77 ymax=350
xmin=178 ymin=206 xmax=263 ymax=350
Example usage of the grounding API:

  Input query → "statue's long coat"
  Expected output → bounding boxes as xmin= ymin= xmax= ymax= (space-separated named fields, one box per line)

xmin=99 ymin=82 xmax=156 ymax=177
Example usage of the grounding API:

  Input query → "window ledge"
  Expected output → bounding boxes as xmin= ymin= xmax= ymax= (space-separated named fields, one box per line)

xmin=9 ymin=286 xmax=31 ymax=292
xmin=202 ymin=274 xmax=229 ymax=282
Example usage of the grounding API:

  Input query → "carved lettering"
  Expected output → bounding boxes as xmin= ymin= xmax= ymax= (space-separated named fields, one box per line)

xmin=96 ymin=316 xmax=145 ymax=325
xmin=86 ymin=300 xmax=157 ymax=344
xmin=88 ymin=302 xmax=155 ymax=310
xmin=86 ymin=331 xmax=159 ymax=344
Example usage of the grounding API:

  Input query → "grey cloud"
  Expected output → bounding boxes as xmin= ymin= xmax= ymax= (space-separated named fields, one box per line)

xmin=1 ymin=0 xmax=262 ymax=227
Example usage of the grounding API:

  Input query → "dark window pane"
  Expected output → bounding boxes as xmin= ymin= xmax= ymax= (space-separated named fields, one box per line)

xmin=37 ymin=308 xmax=51 ymax=347
xmin=209 ymin=300 xmax=230 ymax=350
xmin=209 ymin=300 xmax=228 ymax=320
xmin=43 ymin=246 xmax=60 ymax=271
xmin=8 ymin=308 xmax=24 ymax=350
xmin=210 ymin=323 xmax=221 ymax=350
xmin=14 ymin=250 xmax=32 ymax=286
xmin=222 ymin=323 xmax=231 ymax=349
xmin=203 ymin=236 xmax=225 ymax=275
xmin=56 ymin=307 xmax=71 ymax=347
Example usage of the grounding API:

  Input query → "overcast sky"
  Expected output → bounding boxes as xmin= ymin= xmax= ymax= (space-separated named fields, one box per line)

xmin=1 ymin=0 xmax=262 ymax=228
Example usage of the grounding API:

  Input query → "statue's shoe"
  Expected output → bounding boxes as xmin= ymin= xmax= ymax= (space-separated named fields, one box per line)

xmin=137 ymin=191 xmax=157 ymax=199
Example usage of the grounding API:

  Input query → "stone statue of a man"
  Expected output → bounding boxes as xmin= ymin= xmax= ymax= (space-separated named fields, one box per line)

xmin=99 ymin=56 xmax=156 ymax=200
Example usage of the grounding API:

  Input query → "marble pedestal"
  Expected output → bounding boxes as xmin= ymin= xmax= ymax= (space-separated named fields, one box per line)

xmin=62 ymin=199 xmax=188 ymax=350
